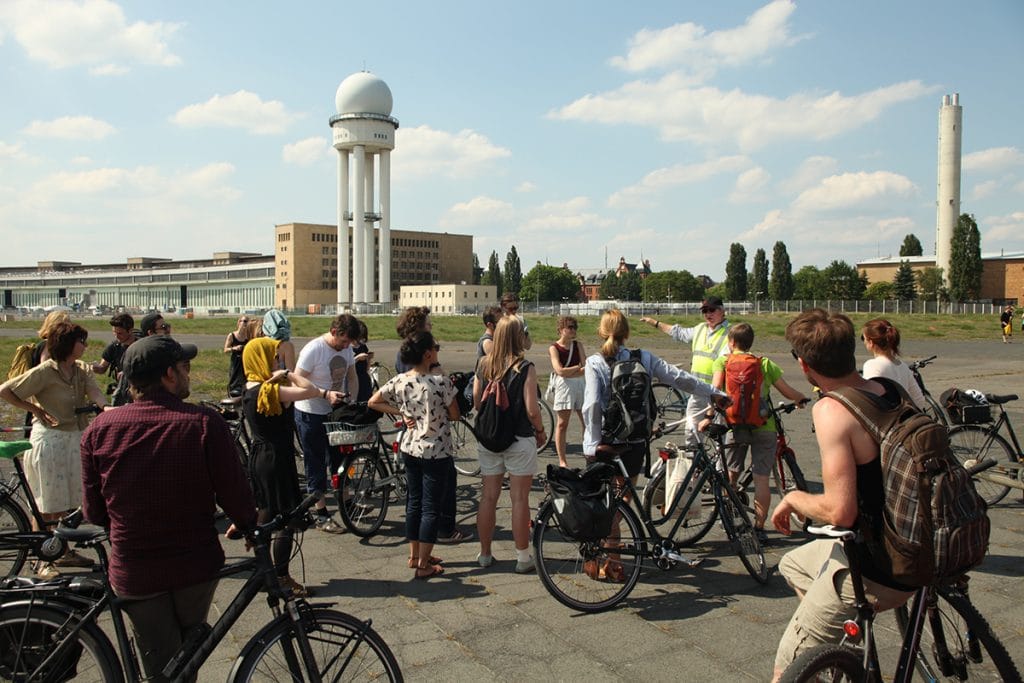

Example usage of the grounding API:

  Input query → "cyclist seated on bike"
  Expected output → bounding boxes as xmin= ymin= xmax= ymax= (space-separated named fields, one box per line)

xmin=702 ymin=323 xmax=808 ymax=543
xmin=860 ymin=318 xmax=926 ymax=409
xmin=81 ymin=335 xmax=258 ymax=683
xmin=769 ymin=309 xmax=914 ymax=683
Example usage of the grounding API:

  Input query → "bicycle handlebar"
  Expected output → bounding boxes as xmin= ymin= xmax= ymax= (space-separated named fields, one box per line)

xmin=229 ymin=493 xmax=320 ymax=543
xmin=74 ymin=404 xmax=102 ymax=415
xmin=908 ymin=355 xmax=938 ymax=370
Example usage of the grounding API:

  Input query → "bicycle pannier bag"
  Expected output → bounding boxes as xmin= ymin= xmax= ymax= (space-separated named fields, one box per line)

xmin=474 ymin=362 xmax=528 ymax=452
xmin=546 ymin=463 xmax=615 ymax=541
xmin=939 ymin=387 xmax=992 ymax=425
xmin=829 ymin=379 xmax=990 ymax=587
xmin=723 ymin=353 xmax=766 ymax=427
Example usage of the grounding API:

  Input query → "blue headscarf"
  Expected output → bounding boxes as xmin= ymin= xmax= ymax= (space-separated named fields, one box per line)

xmin=263 ymin=309 xmax=291 ymax=341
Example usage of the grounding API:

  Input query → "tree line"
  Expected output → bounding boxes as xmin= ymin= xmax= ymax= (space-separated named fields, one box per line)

xmin=472 ymin=214 xmax=985 ymax=304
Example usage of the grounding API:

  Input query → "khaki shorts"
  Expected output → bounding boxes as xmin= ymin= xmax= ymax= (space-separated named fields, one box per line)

xmin=725 ymin=427 xmax=776 ymax=477
xmin=774 ymin=539 xmax=913 ymax=673
xmin=478 ymin=435 xmax=538 ymax=477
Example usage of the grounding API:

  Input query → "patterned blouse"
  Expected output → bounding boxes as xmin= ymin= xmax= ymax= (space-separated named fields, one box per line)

xmin=377 ymin=372 xmax=457 ymax=460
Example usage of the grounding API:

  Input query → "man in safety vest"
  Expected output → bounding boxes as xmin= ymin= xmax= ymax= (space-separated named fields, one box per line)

xmin=640 ymin=296 xmax=730 ymax=444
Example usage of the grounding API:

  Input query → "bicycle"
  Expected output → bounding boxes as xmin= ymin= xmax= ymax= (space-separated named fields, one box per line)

xmin=328 ymin=421 xmax=407 ymax=537
xmin=532 ymin=422 xmax=768 ymax=613
xmin=945 ymin=391 xmax=1024 ymax=506
xmin=908 ymin=355 xmax=949 ymax=427
xmin=201 ymin=397 xmax=253 ymax=463
xmin=778 ymin=518 xmax=1020 ymax=682
xmin=650 ymin=382 xmax=689 ymax=435
xmin=450 ymin=401 xmax=556 ymax=477
xmin=642 ymin=400 xmax=810 ymax=547
xmin=0 ymin=493 xmax=403 ymax=682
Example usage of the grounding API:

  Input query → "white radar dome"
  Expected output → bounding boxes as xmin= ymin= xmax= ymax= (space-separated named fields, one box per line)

xmin=335 ymin=72 xmax=393 ymax=116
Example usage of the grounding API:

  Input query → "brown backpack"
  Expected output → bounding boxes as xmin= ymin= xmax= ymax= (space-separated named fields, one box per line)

xmin=828 ymin=379 xmax=990 ymax=587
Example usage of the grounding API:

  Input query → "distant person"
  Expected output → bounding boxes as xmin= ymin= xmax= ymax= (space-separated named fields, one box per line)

xmin=16 ymin=310 xmax=72 ymax=435
xmin=547 ymin=315 xmax=586 ymax=468
xmin=262 ymin=310 xmax=296 ymax=371
xmin=640 ymin=296 xmax=730 ymax=446
xmin=860 ymin=318 xmax=925 ymax=408
xmin=91 ymin=313 xmax=139 ymax=407
xmin=500 ymin=292 xmax=531 ymax=350
xmin=394 ymin=306 xmax=432 ymax=373
xmin=1000 ymin=305 xmax=1014 ymax=343
xmin=475 ymin=306 xmax=502 ymax=370
xmin=224 ymin=315 xmax=252 ymax=397
xmin=140 ymin=312 xmax=172 ymax=337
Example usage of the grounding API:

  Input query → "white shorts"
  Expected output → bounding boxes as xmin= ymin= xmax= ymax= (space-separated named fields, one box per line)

xmin=478 ymin=435 xmax=538 ymax=477
xmin=552 ymin=374 xmax=584 ymax=411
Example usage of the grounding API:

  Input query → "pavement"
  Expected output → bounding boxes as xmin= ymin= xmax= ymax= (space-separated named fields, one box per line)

xmin=5 ymin=331 xmax=1024 ymax=680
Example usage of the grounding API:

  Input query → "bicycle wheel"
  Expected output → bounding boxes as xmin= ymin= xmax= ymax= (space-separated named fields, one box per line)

xmin=0 ymin=494 xmax=30 ymax=577
xmin=946 ymin=425 xmax=1014 ymax=506
xmin=773 ymin=448 xmax=810 ymax=531
xmin=717 ymin=481 xmax=769 ymax=584
xmin=336 ymin=452 xmax=390 ymax=537
xmin=894 ymin=585 xmax=1021 ymax=682
xmin=923 ymin=392 xmax=950 ymax=427
xmin=641 ymin=466 xmax=717 ymax=547
xmin=451 ymin=418 xmax=480 ymax=476
xmin=0 ymin=601 xmax=124 ymax=682
xmin=533 ymin=498 xmax=644 ymax=613
xmin=537 ymin=400 xmax=555 ymax=452
xmin=231 ymin=608 xmax=402 ymax=682
xmin=778 ymin=644 xmax=865 ymax=682
xmin=651 ymin=383 xmax=687 ymax=434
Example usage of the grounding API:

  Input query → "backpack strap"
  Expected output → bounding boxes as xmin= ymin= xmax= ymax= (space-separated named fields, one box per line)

xmin=824 ymin=377 xmax=914 ymax=444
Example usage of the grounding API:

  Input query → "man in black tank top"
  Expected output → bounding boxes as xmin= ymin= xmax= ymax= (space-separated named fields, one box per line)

xmin=769 ymin=309 xmax=914 ymax=682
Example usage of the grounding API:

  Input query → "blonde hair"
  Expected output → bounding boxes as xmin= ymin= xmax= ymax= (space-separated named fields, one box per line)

xmin=598 ymin=309 xmax=629 ymax=359
xmin=38 ymin=310 xmax=71 ymax=339
xmin=479 ymin=316 xmax=525 ymax=381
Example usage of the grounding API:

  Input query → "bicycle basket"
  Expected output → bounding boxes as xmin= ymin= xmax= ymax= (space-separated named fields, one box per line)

xmin=546 ymin=464 xmax=615 ymax=542
xmin=324 ymin=422 xmax=378 ymax=447
xmin=0 ymin=620 xmax=83 ymax=681
xmin=940 ymin=388 xmax=992 ymax=425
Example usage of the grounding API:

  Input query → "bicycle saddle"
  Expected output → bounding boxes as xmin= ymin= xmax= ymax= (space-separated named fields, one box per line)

xmin=221 ymin=396 xmax=243 ymax=406
xmin=986 ymin=393 xmax=1018 ymax=405
xmin=0 ymin=440 xmax=31 ymax=459
xmin=704 ymin=423 xmax=730 ymax=440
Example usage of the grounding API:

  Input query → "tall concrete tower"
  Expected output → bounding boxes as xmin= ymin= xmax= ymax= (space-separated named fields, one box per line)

xmin=330 ymin=72 xmax=399 ymax=308
xmin=935 ymin=93 xmax=962 ymax=286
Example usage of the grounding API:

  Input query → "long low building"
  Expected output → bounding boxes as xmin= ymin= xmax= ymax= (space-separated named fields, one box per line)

xmin=857 ymin=251 xmax=1024 ymax=304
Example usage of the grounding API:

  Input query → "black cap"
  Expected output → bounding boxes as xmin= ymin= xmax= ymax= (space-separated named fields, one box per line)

xmin=701 ymin=296 xmax=724 ymax=311
xmin=122 ymin=336 xmax=198 ymax=381
xmin=140 ymin=312 xmax=163 ymax=335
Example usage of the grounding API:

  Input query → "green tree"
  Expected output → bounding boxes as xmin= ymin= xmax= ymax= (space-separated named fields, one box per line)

xmin=865 ymin=281 xmax=896 ymax=300
xmin=725 ymin=243 xmax=748 ymax=300
xmin=704 ymin=282 xmax=727 ymax=301
xmin=519 ymin=264 xmax=580 ymax=302
xmin=644 ymin=270 xmax=705 ymax=303
xmin=916 ymin=266 xmax=947 ymax=302
xmin=503 ymin=246 xmax=522 ymax=294
xmin=769 ymin=241 xmax=794 ymax=300
xmin=821 ymin=260 xmax=865 ymax=299
xmin=750 ymin=248 xmax=769 ymax=301
xmin=892 ymin=260 xmax=917 ymax=300
xmin=481 ymin=251 xmax=502 ymax=292
xmin=617 ymin=270 xmax=643 ymax=301
xmin=598 ymin=270 xmax=619 ymax=300
xmin=793 ymin=265 xmax=825 ymax=299
xmin=471 ymin=253 xmax=482 ymax=285
xmin=949 ymin=213 xmax=982 ymax=302
xmin=899 ymin=234 xmax=924 ymax=257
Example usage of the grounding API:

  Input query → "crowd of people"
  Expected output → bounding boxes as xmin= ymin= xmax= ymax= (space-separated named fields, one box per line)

xmin=0 ymin=301 xmax=978 ymax=680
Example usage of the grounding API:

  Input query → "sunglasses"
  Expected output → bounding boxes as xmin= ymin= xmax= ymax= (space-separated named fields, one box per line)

xmin=76 ymin=337 xmax=88 ymax=345
xmin=565 ymin=324 xmax=578 ymax=330
xmin=700 ymin=307 xmax=718 ymax=314
xmin=157 ymin=323 xmax=172 ymax=331
xmin=790 ymin=349 xmax=800 ymax=361
xmin=433 ymin=343 xmax=441 ymax=351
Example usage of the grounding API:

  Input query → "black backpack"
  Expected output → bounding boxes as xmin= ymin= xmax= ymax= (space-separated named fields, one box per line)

xmin=601 ymin=349 xmax=657 ymax=445
xmin=474 ymin=361 xmax=529 ymax=452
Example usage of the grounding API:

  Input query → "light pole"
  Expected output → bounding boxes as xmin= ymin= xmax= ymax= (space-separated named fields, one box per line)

xmin=755 ymin=290 xmax=764 ymax=315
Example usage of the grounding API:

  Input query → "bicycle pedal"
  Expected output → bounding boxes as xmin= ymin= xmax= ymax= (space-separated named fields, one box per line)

xmin=665 ymin=551 xmax=702 ymax=567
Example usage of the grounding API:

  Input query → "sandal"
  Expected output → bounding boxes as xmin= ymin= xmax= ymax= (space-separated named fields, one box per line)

xmin=408 ymin=556 xmax=443 ymax=568
xmin=278 ymin=575 xmax=312 ymax=597
xmin=602 ymin=559 xmax=626 ymax=583
xmin=414 ymin=564 xmax=445 ymax=580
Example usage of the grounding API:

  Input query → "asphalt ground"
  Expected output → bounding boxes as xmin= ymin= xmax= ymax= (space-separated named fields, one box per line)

xmin=5 ymin=330 xmax=1023 ymax=680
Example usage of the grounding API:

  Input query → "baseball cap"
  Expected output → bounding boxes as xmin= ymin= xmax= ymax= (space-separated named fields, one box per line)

xmin=122 ymin=336 xmax=198 ymax=381
xmin=701 ymin=296 xmax=724 ymax=313
xmin=140 ymin=312 xmax=164 ymax=335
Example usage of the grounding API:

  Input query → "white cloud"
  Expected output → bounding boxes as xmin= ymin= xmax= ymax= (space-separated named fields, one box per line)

xmin=516 ymin=181 xmax=536 ymax=193
xmin=551 ymin=76 xmax=936 ymax=151
xmin=22 ymin=115 xmax=116 ymax=140
xmin=963 ymin=146 xmax=1024 ymax=173
xmin=521 ymin=197 xmax=614 ymax=234
xmin=779 ymin=156 xmax=838 ymax=195
xmin=393 ymin=125 xmax=510 ymax=180
xmin=610 ymin=0 xmax=802 ymax=75
xmin=791 ymin=171 xmax=916 ymax=212
xmin=70 ymin=156 xmax=92 ymax=165
xmin=608 ymin=155 xmax=750 ymax=207
xmin=0 ymin=141 xmax=31 ymax=162
xmin=171 ymin=91 xmax=301 ymax=135
xmin=38 ymin=167 xmax=129 ymax=194
xmin=984 ymin=211 xmax=1024 ymax=243
xmin=0 ymin=0 xmax=182 ymax=74
xmin=730 ymin=166 xmax=771 ymax=203
xmin=439 ymin=196 xmax=514 ymax=230
xmin=970 ymin=180 xmax=999 ymax=201
xmin=283 ymin=137 xmax=331 ymax=166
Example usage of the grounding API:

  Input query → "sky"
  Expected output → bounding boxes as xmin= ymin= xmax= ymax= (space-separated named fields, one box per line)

xmin=1 ymin=0 xmax=1022 ymax=281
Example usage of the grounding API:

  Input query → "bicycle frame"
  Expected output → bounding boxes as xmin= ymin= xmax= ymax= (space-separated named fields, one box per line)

xmin=967 ymin=405 xmax=1024 ymax=491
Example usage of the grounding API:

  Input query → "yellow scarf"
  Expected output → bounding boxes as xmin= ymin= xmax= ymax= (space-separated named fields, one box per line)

xmin=242 ymin=338 xmax=283 ymax=416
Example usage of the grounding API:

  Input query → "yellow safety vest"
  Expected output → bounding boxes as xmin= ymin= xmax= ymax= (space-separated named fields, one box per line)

xmin=690 ymin=321 xmax=729 ymax=383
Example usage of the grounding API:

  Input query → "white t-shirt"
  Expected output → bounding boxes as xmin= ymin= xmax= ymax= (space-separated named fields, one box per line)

xmin=862 ymin=356 xmax=926 ymax=409
xmin=293 ymin=336 xmax=355 ymax=415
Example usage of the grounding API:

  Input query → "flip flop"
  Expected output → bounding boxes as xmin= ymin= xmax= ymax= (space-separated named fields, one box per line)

xmin=414 ymin=564 xmax=445 ymax=580
xmin=407 ymin=556 xmax=443 ymax=568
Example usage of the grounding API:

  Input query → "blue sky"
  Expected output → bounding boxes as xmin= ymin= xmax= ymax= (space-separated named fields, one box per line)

xmin=1 ymin=0 xmax=1022 ymax=280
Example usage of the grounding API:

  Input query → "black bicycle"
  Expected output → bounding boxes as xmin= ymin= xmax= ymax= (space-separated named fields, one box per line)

xmin=908 ymin=355 xmax=949 ymax=427
xmin=946 ymin=392 xmax=1023 ymax=506
xmin=0 ymin=494 xmax=403 ymax=682
xmin=779 ymin=517 xmax=1020 ymax=682
xmin=328 ymin=421 xmax=407 ymax=537
xmin=532 ymin=422 xmax=767 ymax=613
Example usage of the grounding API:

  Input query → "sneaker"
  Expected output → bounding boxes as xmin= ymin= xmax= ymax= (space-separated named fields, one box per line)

xmin=316 ymin=515 xmax=346 ymax=534
xmin=514 ymin=557 xmax=536 ymax=574
xmin=53 ymin=549 xmax=94 ymax=568
xmin=35 ymin=563 xmax=60 ymax=580
xmin=435 ymin=528 xmax=474 ymax=544
xmin=476 ymin=553 xmax=494 ymax=568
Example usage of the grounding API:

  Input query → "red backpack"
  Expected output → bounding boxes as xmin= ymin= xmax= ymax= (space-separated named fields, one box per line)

xmin=724 ymin=353 xmax=766 ymax=427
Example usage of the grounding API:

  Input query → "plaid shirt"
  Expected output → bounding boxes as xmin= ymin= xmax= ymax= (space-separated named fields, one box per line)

xmin=81 ymin=390 xmax=257 ymax=596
